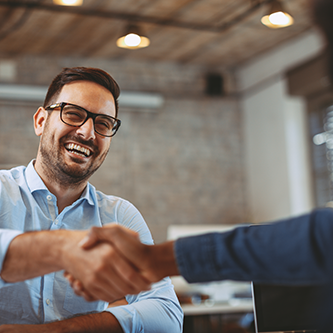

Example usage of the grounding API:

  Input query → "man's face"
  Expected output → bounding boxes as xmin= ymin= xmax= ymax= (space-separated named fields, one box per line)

xmin=35 ymin=80 xmax=116 ymax=186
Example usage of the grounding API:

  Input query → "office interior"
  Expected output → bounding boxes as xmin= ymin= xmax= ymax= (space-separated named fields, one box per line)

xmin=0 ymin=1 xmax=331 ymax=332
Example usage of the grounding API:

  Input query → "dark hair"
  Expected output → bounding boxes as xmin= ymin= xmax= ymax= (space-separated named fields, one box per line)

xmin=43 ymin=67 xmax=120 ymax=117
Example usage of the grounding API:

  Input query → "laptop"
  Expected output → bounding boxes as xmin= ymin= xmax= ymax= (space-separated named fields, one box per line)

xmin=251 ymin=283 xmax=320 ymax=333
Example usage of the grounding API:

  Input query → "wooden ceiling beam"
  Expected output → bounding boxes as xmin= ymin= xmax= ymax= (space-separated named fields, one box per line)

xmin=0 ymin=0 xmax=275 ymax=33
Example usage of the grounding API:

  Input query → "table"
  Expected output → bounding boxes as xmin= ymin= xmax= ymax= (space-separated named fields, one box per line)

xmin=182 ymin=299 xmax=254 ymax=333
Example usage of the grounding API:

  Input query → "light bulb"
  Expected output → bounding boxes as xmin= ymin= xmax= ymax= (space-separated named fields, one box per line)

xmin=53 ymin=0 xmax=83 ymax=5
xmin=124 ymin=34 xmax=141 ymax=47
xmin=269 ymin=11 xmax=290 ymax=25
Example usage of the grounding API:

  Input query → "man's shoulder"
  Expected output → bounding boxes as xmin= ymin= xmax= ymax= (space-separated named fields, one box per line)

xmin=94 ymin=190 xmax=132 ymax=207
xmin=0 ymin=165 xmax=26 ymax=183
xmin=93 ymin=189 xmax=140 ymax=220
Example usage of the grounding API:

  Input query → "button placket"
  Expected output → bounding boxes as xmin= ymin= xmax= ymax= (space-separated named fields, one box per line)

xmin=46 ymin=194 xmax=57 ymax=221
xmin=43 ymin=274 xmax=56 ymax=322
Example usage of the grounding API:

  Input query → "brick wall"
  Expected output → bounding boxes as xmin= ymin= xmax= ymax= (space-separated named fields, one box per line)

xmin=0 ymin=56 xmax=247 ymax=242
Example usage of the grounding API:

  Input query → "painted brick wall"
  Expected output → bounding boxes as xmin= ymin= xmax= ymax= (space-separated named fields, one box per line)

xmin=0 ymin=56 xmax=247 ymax=242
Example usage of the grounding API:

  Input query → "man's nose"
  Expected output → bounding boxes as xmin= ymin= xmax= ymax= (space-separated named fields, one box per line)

xmin=76 ymin=117 xmax=96 ymax=140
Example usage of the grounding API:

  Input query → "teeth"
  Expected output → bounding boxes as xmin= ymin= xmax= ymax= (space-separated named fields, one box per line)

xmin=65 ymin=143 xmax=91 ymax=157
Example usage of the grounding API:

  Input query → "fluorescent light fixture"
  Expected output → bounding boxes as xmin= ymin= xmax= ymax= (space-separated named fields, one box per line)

xmin=0 ymin=84 xmax=164 ymax=109
xmin=0 ymin=84 xmax=47 ymax=101
xmin=118 ymin=91 xmax=164 ymax=108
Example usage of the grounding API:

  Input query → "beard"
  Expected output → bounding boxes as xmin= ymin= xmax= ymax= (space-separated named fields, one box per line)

xmin=38 ymin=127 xmax=109 ymax=188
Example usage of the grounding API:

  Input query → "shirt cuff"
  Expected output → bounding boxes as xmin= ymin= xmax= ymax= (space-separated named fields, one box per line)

xmin=0 ymin=229 xmax=23 ymax=288
xmin=105 ymin=305 xmax=143 ymax=333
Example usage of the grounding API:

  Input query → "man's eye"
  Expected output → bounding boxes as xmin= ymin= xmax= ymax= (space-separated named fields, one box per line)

xmin=97 ymin=121 xmax=112 ymax=129
xmin=63 ymin=108 xmax=86 ymax=122
xmin=67 ymin=111 xmax=84 ymax=117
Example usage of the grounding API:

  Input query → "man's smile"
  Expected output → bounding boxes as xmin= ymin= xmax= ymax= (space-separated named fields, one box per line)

xmin=65 ymin=143 xmax=92 ymax=158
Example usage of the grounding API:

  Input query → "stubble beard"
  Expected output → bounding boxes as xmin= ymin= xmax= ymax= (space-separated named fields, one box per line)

xmin=38 ymin=132 xmax=109 ymax=189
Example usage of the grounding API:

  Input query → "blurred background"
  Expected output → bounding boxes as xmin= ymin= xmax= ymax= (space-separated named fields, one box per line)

xmin=0 ymin=0 xmax=331 ymax=245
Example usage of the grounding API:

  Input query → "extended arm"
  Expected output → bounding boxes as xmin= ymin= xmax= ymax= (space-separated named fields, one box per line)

xmin=0 ymin=229 xmax=150 ymax=302
xmin=1 ymin=230 xmax=83 ymax=282
xmin=176 ymin=208 xmax=333 ymax=284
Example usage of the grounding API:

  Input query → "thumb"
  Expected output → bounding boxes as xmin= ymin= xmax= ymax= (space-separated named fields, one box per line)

xmin=79 ymin=227 xmax=103 ymax=249
xmin=80 ymin=225 xmax=138 ymax=249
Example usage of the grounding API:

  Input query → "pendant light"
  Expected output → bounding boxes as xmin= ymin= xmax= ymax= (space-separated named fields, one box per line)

xmin=117 ymin=25 xmax=150 ymax=50
xmin=261 ymin=0 xmax=294 ymax=28
xmin=53 ymin=0 xmax=83 ymax=6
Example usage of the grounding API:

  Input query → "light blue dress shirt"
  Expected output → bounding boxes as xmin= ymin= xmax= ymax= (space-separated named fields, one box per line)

xmin=0 ymin=161 xmax=183 ymax=332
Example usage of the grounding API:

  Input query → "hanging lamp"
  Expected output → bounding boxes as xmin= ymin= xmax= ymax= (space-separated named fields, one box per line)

xmin=117 ymin=25 xmax=150 ymax=50
xmin=261 ymin=0 xmax=294 ymax=28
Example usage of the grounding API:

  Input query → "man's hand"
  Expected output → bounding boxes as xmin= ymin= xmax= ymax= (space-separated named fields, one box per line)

xmin=65 ymin=225 xmax=179 ymax=299
xmin=59 ymin=231 xmax=151 ymax=302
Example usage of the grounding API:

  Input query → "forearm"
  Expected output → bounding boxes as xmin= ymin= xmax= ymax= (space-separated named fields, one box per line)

xmin=1 ymin=229 xmax=85 ymax=283
xmin=175 ymin=208 xmax=333 ymax=284
xmin=147 ymin=241 xmax=180 ymax=281
xmin=44 ymin=312 xmax=123 ymax=333
xmin=0 ymin=312 xmax=123 ymax=333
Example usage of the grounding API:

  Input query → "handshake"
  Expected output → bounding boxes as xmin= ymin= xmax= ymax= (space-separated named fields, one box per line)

xmin=63 ymin=225 xmax=180 ymax=302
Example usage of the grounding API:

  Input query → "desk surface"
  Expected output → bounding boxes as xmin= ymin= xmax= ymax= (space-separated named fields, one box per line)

xmin=182 ymin=298 xmax=253 ymax=316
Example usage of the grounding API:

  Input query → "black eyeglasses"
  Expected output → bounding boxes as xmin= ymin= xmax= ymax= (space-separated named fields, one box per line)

xmin=45 ymin=102 xmax=121 ymax=137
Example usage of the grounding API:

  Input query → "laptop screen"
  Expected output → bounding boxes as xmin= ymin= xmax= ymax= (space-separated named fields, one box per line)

xmin=252 ymin=283 xmax=320 ymax=332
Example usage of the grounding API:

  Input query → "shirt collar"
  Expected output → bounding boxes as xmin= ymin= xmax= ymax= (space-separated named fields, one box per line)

xmin=25 ymin=160 xmax=47 ymax=193
xmin=25 ymin=159 xmax=95 ymax=206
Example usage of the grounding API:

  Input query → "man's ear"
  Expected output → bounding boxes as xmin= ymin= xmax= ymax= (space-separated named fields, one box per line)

xmin=33 ymin=107 xmax=47 ymax=136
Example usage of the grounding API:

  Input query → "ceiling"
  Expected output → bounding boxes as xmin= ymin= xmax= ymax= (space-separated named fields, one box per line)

xmin=0 ymin=0 xmax=315 ymax=68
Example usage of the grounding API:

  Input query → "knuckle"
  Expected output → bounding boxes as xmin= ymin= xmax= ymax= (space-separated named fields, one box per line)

xmin=125 ymin=270 xmax=138 ymax=282
xmin=93 ymin=263 xmax=105 ymax=276
xmin=90 ymin=226 xmax=99 ymax=235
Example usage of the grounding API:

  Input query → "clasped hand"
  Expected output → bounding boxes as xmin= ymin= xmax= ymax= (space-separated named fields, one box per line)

xmin=63 ymin=225 xmax=160 ymax=302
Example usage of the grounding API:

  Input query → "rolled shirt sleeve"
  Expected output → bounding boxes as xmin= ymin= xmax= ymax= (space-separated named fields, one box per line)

xmin=106 ymin=278 xmax=183 ymax=333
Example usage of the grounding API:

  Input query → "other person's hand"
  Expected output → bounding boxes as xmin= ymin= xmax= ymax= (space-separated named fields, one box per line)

xmin=61 ymin=230 xmax=151 ymax=302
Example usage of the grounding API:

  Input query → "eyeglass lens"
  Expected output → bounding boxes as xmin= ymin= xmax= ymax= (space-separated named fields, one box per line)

xmin=61 ymin=104 xmax=117 ymax=136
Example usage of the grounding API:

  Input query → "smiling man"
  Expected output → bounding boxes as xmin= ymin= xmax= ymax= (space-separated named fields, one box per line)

xmin=0 ymin=67 xmax=183 ymax=333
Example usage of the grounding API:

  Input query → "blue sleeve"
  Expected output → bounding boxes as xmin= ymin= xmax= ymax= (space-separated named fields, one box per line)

xmin=106 ymin=278 xmax=183 ymax=333
xmin=175 ymin=208 xmax=333 ymax=285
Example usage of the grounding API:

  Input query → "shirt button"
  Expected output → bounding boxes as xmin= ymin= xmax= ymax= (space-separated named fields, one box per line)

xmin=54 ymin=219 xmax=58 ymax=225
xmin=46 ymin=299 xmax=50 ymax=305
xmin=46 ymin=195 xmax=52 ymax=201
